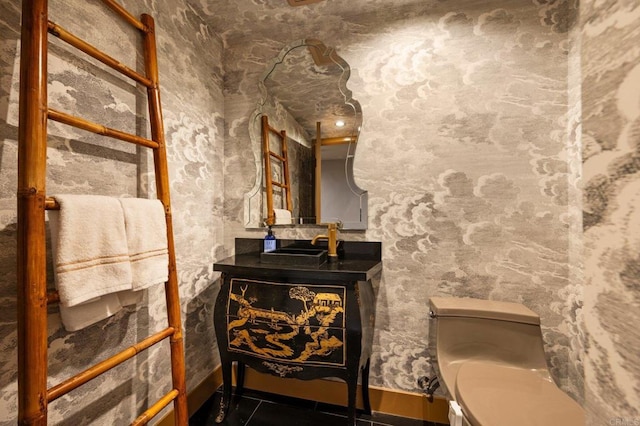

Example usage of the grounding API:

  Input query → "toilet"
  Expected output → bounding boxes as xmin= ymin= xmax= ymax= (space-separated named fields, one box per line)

xmin=428 ymin=297 xmax=584 ymax=426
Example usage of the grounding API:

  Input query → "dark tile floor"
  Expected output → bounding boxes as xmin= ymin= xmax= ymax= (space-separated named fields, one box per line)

xmin=190 ymin=387 xmax=448 ymax=426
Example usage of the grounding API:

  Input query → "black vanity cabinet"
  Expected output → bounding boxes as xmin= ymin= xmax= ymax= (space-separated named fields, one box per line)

xmin=213 ymin=239 xmax=381 ymax=426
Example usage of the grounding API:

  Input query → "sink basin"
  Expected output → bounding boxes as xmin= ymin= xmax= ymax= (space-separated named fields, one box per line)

xmin=260 ymin=247 xmax=327 ymax=267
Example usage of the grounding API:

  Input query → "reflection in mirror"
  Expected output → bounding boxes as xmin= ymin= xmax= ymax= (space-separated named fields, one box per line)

xmin=244 ymin=39 xmax=368 ymax=230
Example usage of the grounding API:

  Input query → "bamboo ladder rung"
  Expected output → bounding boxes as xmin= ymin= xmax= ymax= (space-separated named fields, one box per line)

xmin=48 ymin=109 xmax=159 ymax=148
xmin=44 ymin=197 xmax=59 ymax=210
xmin=271 ymin=181 xmax=288 ymax=189
xmin=46 ymin=291 xmax=60 ymax=304
xmin=47 ymin=21 xmax=153 ymax=88
xmin=101 ymin=0 xmax=147 ymax=31
xmin=131 ymin=389 xmax=180 ymax=426
xmin=47 ymin=327 xmax=175 ymax=402
xmin=268 ymin=151 xmax=285 ymax=162
xmin=265 ymin=123 xmax=280 ymax=134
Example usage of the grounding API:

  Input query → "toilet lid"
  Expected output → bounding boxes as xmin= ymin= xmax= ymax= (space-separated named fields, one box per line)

xmin=455 ymin=362 xmax=584 ymax=426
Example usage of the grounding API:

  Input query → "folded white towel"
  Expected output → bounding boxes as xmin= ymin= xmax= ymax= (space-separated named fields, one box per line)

xmin=119 ymin=198 xmax=168 ymax=290
xmin=274 ymin=208 xmax=292 ymax=225
xmin=58 ymin=294 xmax=123 ymax=332
xmin=49 ymin=194 xmax=133 ymax=307
xmin=117 ymin=289 xmax=144 ymax=306
xmin=48 ymin=196 xmax=168 ymax=331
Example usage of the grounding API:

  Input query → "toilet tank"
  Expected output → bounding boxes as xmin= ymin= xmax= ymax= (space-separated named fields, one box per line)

xmin=428 ymin=297 xmax=550 ymax=398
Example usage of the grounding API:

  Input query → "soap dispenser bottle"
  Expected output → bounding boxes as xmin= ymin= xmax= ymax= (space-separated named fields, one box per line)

xmin=264 ymin=226 xmax=276 ymax=252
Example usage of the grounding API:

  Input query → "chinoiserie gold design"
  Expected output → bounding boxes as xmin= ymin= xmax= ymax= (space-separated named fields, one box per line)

xmin=227 ymin=281 xmax=345 ymax=365
xmin=262 ymin=361 xmax=304 ymax=377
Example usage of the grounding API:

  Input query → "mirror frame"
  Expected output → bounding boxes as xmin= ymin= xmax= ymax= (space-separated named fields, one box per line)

xmin=244 ymin=38 xmax=367 ymax=230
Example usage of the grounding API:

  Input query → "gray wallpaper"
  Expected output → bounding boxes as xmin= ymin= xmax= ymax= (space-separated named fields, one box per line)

xmin=0 ymin=0 xmax=224 ymax=423
xmin=1 ymin=0 xmax=638 ymax=424
xmin=199 ymin=0 xmax=585 ymax=404
xmin=580 ymin=0 xmax=640 ymax=423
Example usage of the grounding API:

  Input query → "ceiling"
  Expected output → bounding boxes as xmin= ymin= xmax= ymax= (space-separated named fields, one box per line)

xmin=188 ymin=0 xmax=436 ymax=46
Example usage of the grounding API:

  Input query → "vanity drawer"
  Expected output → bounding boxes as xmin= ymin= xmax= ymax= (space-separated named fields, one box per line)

xmin=226 ymin=278 xmax=346 ymax=367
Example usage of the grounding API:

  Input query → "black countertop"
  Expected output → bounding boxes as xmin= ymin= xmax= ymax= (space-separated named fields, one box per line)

xmin=213 ymin=238 xmax=382 ymax=282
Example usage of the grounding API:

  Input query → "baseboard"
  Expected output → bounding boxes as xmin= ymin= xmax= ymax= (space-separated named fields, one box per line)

xmin=156 ymin=368 xmax=222 ymax=426
xmin=157 ymin=365 xmax=449 ymax=425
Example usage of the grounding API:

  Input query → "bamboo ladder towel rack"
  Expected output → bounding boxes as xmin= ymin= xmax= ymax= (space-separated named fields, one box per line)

xmin=17 ymin=0 xmax=188 ymax=424
xmin=261 ymin=115 xmax=292 ymax=225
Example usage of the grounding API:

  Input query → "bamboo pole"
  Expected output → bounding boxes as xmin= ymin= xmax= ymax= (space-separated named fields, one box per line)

xmin=141 ymin=13 xmax=189 ymax=426
xmin=262 ymin=115 xmax=275 ymax=226
xmin=17 ymin=0 xmax=49 ymax=424
xmin=47 ymin=108 xmax=159 ymax=148
xmin=47 ymin=21 xmax=153 ymax=87
xmin=315 ymin=121 xmax=322 ymax=223
xmin=280 ymin=129 xmax=293 ymax=212
xmin=47 ymin=328 xmax=175 ymax=402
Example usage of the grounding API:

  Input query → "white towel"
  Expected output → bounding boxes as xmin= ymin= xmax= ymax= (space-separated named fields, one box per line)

xmin=49 ymin=194 xmax=133 ymax=307
xmin=118 ymin=198 xmax=169 ymax=290
xmin=49 ymin=196 xmax=168 ymax=330
xmin=49 ymin=194 xmax=132 ymax=331
xmin=117 ymin=289 xmax=144 ymax=306
xmin=274 ymin=208 xmax=292 ymax=225
xmin=57 ymin=294 xmax=123 ymax=332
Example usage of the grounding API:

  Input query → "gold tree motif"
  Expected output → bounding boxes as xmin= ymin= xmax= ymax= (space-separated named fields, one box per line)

xmin=289 ymin=286 xmax=316 ymax=313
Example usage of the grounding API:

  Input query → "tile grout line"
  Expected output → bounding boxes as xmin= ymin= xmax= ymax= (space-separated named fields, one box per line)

xmin=207 ymin=388 xmax=444 ymax=426
xmin=244 ymin=399 xmax=263 ymax=425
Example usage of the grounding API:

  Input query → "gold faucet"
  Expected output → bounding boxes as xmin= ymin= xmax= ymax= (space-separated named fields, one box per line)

xmin=311 ymin=222 xmax=339 ymax=262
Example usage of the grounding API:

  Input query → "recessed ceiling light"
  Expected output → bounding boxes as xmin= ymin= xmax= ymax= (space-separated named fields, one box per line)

xmin=335 ymin=120 xmax=345 ymax=127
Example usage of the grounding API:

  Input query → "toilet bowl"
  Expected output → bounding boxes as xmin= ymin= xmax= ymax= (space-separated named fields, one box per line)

xmin=428 ymin=297 xmax=584 ymax=426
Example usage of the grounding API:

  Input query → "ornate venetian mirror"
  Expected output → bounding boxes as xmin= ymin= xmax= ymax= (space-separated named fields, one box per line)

xmin=244 ymin=39 xmax=368 ymax=230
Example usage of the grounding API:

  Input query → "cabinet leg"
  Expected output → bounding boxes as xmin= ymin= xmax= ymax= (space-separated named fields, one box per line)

xmin=236 ymin=361 xmax=246 ymax=395
xmin=347 ymin=377 xmax=357 ymax=426
xmin=215 ymin=362 xmax=233 ymax=423
xmin=361 ymin=359 xmax=371 ymax=415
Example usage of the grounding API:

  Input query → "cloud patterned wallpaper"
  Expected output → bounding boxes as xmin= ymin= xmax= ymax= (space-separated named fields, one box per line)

xmin=1 ymin=0 xmax=639 ymax=424
xmin=580 ymin=0 xmax=640 ymax=423
xmin=195 ymin=0 xmax=587 ymax=407
xmin=0 ymin=0 xmax=225 ymax=423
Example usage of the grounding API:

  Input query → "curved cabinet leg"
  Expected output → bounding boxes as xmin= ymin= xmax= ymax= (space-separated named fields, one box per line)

xmin=215 ymin=361 xmax=233 ymax=423
xmin=361 ymin=358 xmax=371 ymax=415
